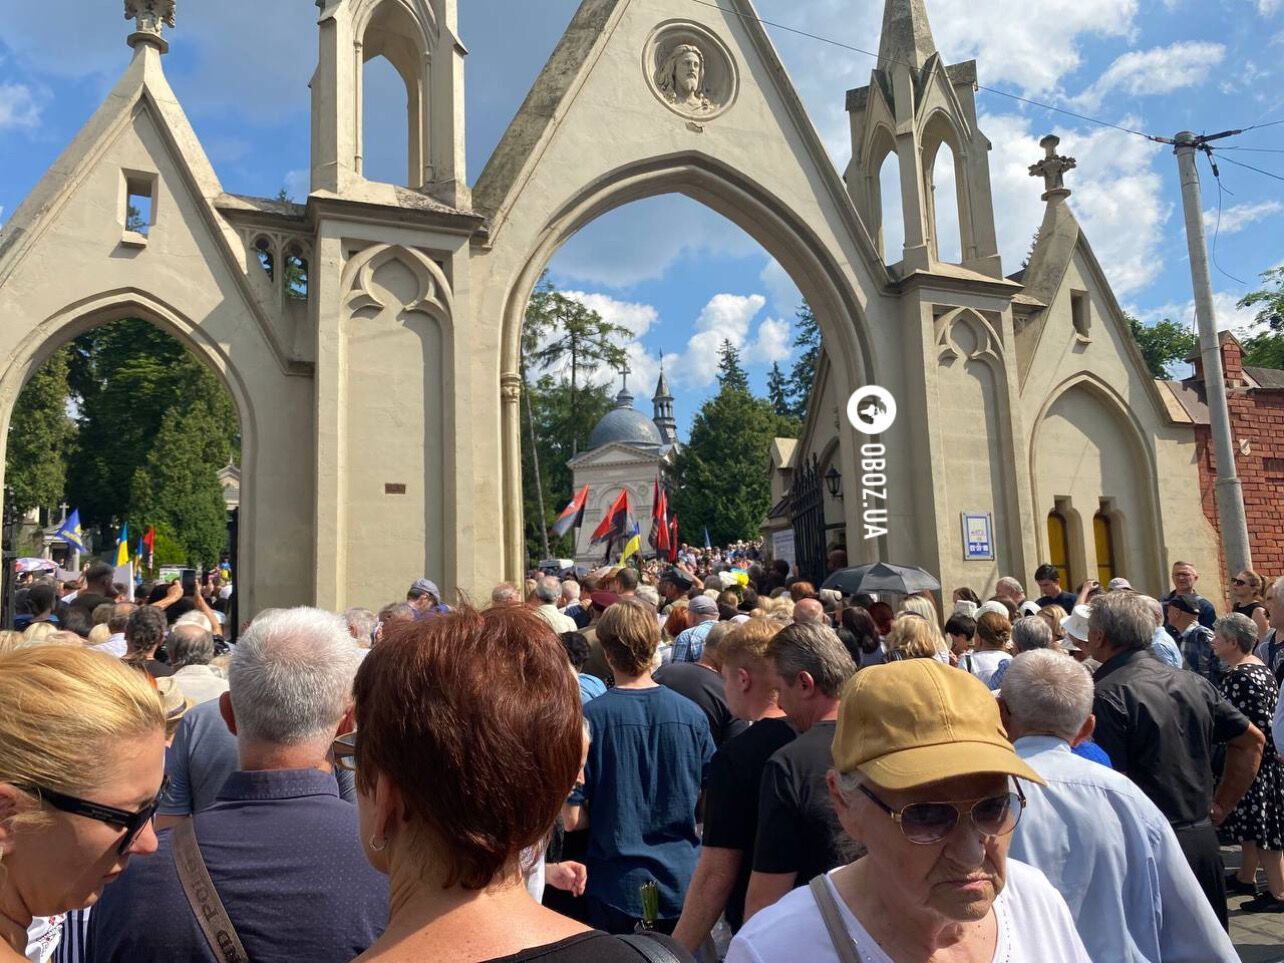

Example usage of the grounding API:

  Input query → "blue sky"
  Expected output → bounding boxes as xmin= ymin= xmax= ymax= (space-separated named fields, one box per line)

xmin=1 ymin=0 xmax=1281 ymax=435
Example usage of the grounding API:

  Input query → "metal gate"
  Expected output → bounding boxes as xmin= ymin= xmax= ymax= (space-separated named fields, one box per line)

xmin=790 ymin=455 xmax=827 ymax=586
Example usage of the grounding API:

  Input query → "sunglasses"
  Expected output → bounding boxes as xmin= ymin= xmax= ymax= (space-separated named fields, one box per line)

xmin=1231 ymin=578 xmax=1249 ymax=587
xmin=859 ymin=781 xmax=1025 ymax=845
xmin=25 ymin=776 xmax=170 ymax=856
xmin=331 ymin=731 xmax=358 ymax=772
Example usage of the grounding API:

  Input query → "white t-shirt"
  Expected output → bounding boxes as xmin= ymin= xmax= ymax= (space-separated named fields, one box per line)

xmin=967 ymin=649 xmax=1012 ymax=687
xmin=727 ymin=859 xmax=1090 ymax=963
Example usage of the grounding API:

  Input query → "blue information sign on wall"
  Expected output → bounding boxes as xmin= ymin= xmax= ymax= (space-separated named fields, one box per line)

xmin=962 ymin=513 xmax=994 ymax=561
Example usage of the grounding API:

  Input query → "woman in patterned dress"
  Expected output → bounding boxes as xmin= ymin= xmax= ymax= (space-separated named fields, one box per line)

xmin=1213 ymin=613 xmax=1284 ymax=911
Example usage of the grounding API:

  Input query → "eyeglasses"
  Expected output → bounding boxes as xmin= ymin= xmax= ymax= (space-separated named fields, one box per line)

xmin=331 ymin=731 xmax=357 ymax=772
xmin=858 ymin=782 xmax=1026 ymax=845
xmin=24 ymin=776 xmax=170 ymax=855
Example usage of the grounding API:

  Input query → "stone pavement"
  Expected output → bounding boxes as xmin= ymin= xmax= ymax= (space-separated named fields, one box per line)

xmin=1225 ymin=847 xmax=1284 ymax=962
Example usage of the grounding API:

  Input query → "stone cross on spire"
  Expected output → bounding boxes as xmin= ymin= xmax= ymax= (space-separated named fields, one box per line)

xmin=1028 ymin=135 xmax=1076 ymax=202
xmin=125 ymin=0 xmax=176 ymax=53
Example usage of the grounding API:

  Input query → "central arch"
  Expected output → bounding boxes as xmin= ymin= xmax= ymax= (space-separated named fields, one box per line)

xmin=494 ymin=152 xmax=877 ymax=579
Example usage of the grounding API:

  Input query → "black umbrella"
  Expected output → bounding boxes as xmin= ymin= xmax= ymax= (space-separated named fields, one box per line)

xmin=822 ymin=562 xmax=941 ymax=596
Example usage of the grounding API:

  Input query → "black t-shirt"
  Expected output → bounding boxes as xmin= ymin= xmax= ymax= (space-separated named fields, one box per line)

xmin=702 ymin=717 xmax=797 ymax=931
xmin=653 ymin=662 xmax=750 ymax=747
xmin=485 ymin=931 xmax=692 ymax=962
xmin=1035 ymin=591 xmax=1078 ymax=614
xmin=752 ymin=719 xmax=844 ymax=885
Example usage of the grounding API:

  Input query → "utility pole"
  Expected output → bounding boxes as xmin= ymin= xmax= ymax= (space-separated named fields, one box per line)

xmin=1171 ymin=130 xmax=1253 ymax=574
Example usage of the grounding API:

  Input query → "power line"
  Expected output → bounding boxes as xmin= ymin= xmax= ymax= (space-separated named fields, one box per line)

xmin=684 ymin=0 xmax=1164 ymax=142
xmin=1216 ymin=153 xmax=1284 ymax=183
xmin=1217 ymin=146 xmax=1284 ymax=155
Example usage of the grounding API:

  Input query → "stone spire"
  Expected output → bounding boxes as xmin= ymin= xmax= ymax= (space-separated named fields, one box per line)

xmin=877 ymin=0 xmax=938 ymax=72
xmin=125 ymin=0 xmax=176 ymax=53
xmin=652 ymin=361 xmax=678 ymax=446
xmin=1028 ymin=135 xmax=1077 ymax=203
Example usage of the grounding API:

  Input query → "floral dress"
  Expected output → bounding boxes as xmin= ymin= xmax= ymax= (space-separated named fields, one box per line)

xmin=1220 ymin=661 xmax=1284 ymax=850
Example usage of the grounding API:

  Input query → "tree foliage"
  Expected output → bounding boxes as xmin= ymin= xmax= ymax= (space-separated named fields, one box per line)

xmin=785 ymin=302 xmax=820 ymax=421
xmin=129 ymin=399 xmax=232 ymax=566
xmin=65 ymin=319 xmax=238 ymax=546
xmin=4 ymin=347 xmax=78 ymax=516
xmin=716 ymin=340 xmax=750 ymax=394
xmin=671 ymin=360 xmax=796 ymax=546
xmin=1237 ymin=267 xmax=1284 ymax=371
xmin=1128 ymin=315 xmax=1197 ymax=380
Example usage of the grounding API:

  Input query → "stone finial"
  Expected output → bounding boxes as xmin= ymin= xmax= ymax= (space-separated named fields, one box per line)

xmin=1028 ymin=135 xmax=1076 ymax=201
xmin=125 ymin=0 xmax=176 ymax=52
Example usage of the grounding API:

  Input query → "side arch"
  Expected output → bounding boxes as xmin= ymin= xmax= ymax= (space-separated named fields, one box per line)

xmin=1028 ymin=372 xmax=1164 ymax=589
xmin=0 ymin=288 xmax=261 ymax=612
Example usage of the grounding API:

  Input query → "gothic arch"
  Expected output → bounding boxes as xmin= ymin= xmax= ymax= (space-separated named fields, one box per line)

xmin=341 ymin=243 xmax=453 ymax=322
xmin=493 ymin=152 xmax=875 ymax=580
xmin=1028 ymin=373 xmax=1163 ymax=588
xmin=0 ymin=288 xmax=259 ymax=605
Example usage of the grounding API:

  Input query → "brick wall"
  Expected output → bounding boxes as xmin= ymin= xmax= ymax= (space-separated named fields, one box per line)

xmin=1192 ymin=334 xmax=1284 ymax=582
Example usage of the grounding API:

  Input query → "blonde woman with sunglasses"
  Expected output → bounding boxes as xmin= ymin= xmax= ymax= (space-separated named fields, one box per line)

xmin=0 ymin=646 xmax=166 ymax=961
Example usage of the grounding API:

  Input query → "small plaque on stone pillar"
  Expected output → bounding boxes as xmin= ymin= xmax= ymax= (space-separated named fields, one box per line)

xmin=385 ymin=483 xmax=407 ymax=495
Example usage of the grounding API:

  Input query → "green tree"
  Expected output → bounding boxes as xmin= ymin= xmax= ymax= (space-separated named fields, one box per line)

xmin=524 ymin=275 xmax=632 ymax=456
xmin=64 ymin=318 xmax=238 ymax=543
xmin=128 ymin=400 xmax=232 ymax=566
xmin=1127 ymin=315 xmax=1197 ymax=380
xmin=4 ymin=346 xmax=77 ymax=516
xmin=716 ymin=340 xmax=750 ymax=394
xmin=670 ymin=364 xmax=795 ymax=546
xmin=766 ymin=362 xmax=791 ymax=417
xmin=1238 ymin=267 xmax=1284 ymax=370
xmin=787 ymin=301 xmax=820 ymax=419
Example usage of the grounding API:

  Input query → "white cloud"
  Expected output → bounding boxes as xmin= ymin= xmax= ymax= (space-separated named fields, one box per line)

xmin=526 ymin=291 xmax=662 ymax=398
xmin=760 ymin=259 xmax=803 ymax=317
xmin=0 ymin=83 xmax=40 ymax=130
xmin=1203 ymin=201 xmax=1284 ymax=235
xmin=1260 ymin=0 xmax=1282 ymax=15
xmin=982 ymin=113 xmax=1168 ymax=295
xmin=550 ymin=194 xmax=761 ymax=289
xmin=667 ymin=293 xmax=767 ymax=388
xmin=282 ymin=169 xmax=309 ymax=203
xmin=747 ymin=316 xmax=794 ymax=365
xmin=1135 ymin=290 xmax=1261 ymax=333
xmin=1076 ymin=42 xmax=1226 ymax=109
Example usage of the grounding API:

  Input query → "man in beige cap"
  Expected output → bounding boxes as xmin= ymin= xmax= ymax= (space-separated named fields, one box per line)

xmin=727 ymin=659 xmax=1090 ymax=962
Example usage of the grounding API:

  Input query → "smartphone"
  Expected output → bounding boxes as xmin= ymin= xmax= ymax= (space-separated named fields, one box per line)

xmin=180 ymin=568 xmax=198 ymax=597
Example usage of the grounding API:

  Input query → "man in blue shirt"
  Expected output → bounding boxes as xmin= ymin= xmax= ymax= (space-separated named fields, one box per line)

xmin=670 ymin=595 xmax=719 ymax=663
xmin=89 ymin=608 xmax=386 ymax=962
xmin=564 ymin=598 xmax=715 ymax=934
xmin=1000 ymin=649 xmax=1237 ymax=961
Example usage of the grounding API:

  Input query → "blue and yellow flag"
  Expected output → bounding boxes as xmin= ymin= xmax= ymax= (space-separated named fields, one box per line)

xmin=115 ymin=523 xmax=130 ymax=567
xmin=56 ymin=510 xmax=86 ymax=553
xmin=619 ymin=520 xmax=643 ymax=564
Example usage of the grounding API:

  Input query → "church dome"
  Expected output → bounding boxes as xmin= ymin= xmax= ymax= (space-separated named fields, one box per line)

xmin=588 ymin=390 xmax=664 ymax=450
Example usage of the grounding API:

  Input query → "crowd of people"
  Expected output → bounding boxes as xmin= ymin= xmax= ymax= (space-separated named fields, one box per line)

xmin=1 ymin=548 xmax=1280 ymax=961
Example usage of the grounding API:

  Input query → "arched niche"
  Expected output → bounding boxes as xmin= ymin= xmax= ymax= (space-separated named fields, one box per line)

xmin=1030 ymin=377 xmax=1161 ymax=592
xmin=353 ymin=0 xmax=437 ymax=188
xmin=934 ymin=308 xmax=1012 ymax=577
xmin=339 ymin=244 xmax=453 ymax=606
xmin=920 ymin=110 xmax=967 ymax=265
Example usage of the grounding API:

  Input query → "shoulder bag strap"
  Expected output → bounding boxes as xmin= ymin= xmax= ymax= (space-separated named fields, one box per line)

xmin=808 ymin=875 xmax=862 ymax=963
xmin=618 ymin=933 xmax=685 ymax=963
xmin=172 ymin=819 xmax=251 ymax=963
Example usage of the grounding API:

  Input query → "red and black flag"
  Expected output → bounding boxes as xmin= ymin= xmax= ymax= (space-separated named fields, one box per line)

xmin=550 ymin=485 xmax=590 ymax=539
xmin=649 ymin=488 xmax=670 ymax=554
xmin=590 ymin=489 xmax=632 ymax=546
xmin=667 ymin=514 xmax=680 ymax=563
